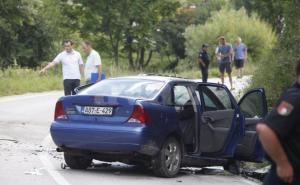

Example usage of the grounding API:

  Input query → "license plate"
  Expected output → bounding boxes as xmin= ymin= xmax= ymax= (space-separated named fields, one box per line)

xmin=82 ymin=106 xmax=113 ymax=116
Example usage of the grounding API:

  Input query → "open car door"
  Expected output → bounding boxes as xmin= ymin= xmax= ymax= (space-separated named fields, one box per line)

xmin=234 ymin=88 xmax=268 ymax=162
xmin=197 ymin=84 xmax=243 ymax=158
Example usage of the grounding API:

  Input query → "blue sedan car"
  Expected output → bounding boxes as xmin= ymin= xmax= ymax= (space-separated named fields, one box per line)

xmin=51 ymin=75 xmax=268 ymax=177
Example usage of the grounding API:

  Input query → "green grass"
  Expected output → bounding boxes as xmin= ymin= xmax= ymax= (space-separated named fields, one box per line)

xmin=0 ymin=67 xmax=62 ymax=96
xmin=0 ymin=61 xmax=257 ymax=97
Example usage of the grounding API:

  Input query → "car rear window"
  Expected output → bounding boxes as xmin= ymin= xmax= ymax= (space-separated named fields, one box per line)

xmin=79 ymin=79 xmax=165 ymax=99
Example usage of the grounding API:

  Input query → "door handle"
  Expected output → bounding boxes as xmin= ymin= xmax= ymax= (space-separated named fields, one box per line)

xmin=202 ymin=116 xmax=215 ymax=123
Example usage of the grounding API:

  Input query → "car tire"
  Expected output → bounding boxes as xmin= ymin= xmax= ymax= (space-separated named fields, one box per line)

xmin=153 ymin=137 xmax=182 ymax=178
xmin=223 ymin=159 xmax=241 ymax=175
xmin=64 ymin=153 xmax=92 ymax=169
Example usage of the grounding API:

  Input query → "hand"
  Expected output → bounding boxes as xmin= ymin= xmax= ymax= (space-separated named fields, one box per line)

xmin=277 ymin=162 xmax=294 ymax=183
xmin=39 ymin=68 xmax=47 ymax=75
xmin=201 ymin=63 xmax=206 ymax=67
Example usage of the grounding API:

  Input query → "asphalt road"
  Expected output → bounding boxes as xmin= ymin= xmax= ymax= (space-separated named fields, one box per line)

xmin=0 ymin=80 xmax=259 ymax=185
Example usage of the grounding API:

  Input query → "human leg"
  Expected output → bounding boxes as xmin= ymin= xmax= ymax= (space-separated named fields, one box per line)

xmin=63 ymin=79 xmax=73 ymax=96
xmin=226 ymin=63 xmax=233 ymax=89
xmin=219 ymin=63 xmax=225 ymax=84
xmin=71 ymin=79 xmax=80 ymax=95
xmin=201 ymin=66 xmax=208 ymax=83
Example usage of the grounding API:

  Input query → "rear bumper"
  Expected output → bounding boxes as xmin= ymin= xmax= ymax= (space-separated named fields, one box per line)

xmin=50 ymin=121 xmax=160 ymax=156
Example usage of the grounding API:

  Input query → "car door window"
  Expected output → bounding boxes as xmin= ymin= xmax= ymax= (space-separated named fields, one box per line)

xmin=239 ymin=91 xmax=266 ymax=118
xmin=173 ymin=85 xmax=192 ymax=106
xmin=198 ymin=85 xmax=238 ymax=156
xmin=201 ymin=86 xmax=233 ymax=111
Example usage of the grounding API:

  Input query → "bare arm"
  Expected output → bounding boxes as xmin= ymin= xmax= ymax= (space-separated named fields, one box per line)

xmin=256 ymin=124 xmax=294 ymax=183
xmin=39 ymin=62 xmax=56 ymax=74
xmin=230 ymin=47 xmax=234 ymax=62
xmin=79 ymin=64 xmax=84 ymax=78
xmin=97 ymin=65 xmax=102 ymax=81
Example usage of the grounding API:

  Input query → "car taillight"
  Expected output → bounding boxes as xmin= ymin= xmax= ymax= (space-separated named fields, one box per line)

xmin=54 ymin=101 xmax=67 ymax=120
xmin=128 ymin=104 xmax=149 ymax=124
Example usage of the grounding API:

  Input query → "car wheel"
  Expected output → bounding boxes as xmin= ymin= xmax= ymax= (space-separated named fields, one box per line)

xmin=223 ymin=159 xmax=241 ymax=175
xmin=64 ymin=153 xmax=92 ymax=169
xmin=153 ymin=137 xmax=182 ymax=178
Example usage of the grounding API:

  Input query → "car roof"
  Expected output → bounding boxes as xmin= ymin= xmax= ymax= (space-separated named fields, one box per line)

xmin=106 ymin=74 xmax=228 ymax=89
xmin=108 ymin=74 xmax=193 ymax=83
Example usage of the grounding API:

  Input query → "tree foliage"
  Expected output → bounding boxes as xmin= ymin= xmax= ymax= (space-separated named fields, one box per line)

xmin=184 ymin=8 xmax=277 ymax=64
xmin=249 ymin=0 xmax=300 ymax=104
xmin=0 ymin=0 xmax=65 ymax=69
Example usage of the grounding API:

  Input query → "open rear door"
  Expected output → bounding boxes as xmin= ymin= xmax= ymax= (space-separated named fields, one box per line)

xmin=235 ymin=88 xmax=268 ymax=162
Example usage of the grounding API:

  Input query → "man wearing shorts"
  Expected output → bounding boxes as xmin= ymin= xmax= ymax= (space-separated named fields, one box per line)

xmin=233 ymin=37 xmax=247 ymax=78
xmin=217 ymin=36 xmax=233 ymax=90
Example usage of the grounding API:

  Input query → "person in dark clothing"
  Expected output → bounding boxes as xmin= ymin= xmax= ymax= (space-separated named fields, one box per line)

xmin=198 ymin=44 xmax=210 ymax=83
xmin=256 ymin=59 xmax=300 ymax=185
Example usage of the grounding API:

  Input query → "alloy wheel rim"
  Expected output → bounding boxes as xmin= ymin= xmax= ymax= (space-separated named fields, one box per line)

xmin=164 ymin=143 xmax=180 ymax=172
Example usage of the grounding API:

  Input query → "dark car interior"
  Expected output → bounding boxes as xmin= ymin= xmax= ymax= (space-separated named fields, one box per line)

xmin=167 ymin=85 xmax=197 ymax=153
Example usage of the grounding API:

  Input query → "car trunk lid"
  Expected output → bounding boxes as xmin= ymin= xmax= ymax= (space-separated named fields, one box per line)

xmin=61 ymin=95 xmax=136 ymax=124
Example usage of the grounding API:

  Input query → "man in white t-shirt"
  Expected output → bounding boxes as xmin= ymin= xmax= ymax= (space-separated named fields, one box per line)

xmin=81 ymin=41 xmax=102 ymax=84
xmin=40 ymin=40 xmax=84 ymax=95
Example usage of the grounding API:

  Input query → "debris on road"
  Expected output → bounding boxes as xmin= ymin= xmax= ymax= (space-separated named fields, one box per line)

xmin=0 ymin=138 xmax=18 ymax=143
xmin=91 ymin=162 xmax=112 ymax=168
xmin=24 ymin=168 xmax=43 ymax=176
xmin=61 ymin=163 xmax=68 ymax=169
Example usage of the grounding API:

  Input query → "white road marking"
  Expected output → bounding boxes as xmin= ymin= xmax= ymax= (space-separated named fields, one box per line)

xmin=39 ymin=134 xmax=71 ymax=185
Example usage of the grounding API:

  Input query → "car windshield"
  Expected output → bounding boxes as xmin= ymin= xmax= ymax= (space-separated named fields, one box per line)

xmin=79 ymin=79 xmax=165 ymax=99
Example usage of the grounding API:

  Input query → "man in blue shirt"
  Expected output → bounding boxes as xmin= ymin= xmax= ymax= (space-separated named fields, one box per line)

xmin=233 ymin=37 xmax=247 ymax=78
xmin=217 ymin=36 xmax=233 ymax=90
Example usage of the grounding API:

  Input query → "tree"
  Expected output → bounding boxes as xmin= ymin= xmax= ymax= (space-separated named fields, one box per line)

xmin=68 ymin=0 xmax=179 ymax=70
xmin=249 ymin=0 xmax=300 ymax=104
xmin=184 ymin=8 xmax=277 ymax=65
xmin=0 ymin=0 xmax=67 ymax=69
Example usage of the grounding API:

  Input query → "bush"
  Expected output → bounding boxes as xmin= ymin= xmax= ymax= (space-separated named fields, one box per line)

xmin=184 ymin=8 xmax=277 ymax=65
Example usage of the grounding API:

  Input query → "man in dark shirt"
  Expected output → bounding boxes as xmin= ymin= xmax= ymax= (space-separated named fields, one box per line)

xmin=257 ymin=59 xmax=300 ymax=185
xmin=198 ymin=44 xmax=210 ymax=83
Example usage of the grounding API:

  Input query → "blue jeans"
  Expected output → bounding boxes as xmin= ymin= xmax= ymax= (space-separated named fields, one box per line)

xmin=264 ymin=166 xmax=300 ymax=185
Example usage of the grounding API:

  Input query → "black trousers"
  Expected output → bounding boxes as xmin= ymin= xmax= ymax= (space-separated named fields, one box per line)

xmin=63 ymin=79 xmax=80 ymax=96
xmin=200 ymin=66 xmax=208 ymax=83
xmin=264 ymin=166 xmax=300 ymax=185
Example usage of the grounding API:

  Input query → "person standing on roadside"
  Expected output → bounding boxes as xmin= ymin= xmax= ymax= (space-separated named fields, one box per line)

xmin=198 ymin=44 xmax=210 ymax=83
xmin=40 ymin=40 xmax=84 ymax=96
xmin=256 ymin=59 xmax=300 ymax=185
xmin=217 ymin=36 xmax=233 ymax=90
xmin=233 ymin=37 xmax=247 ymax=78
xmin=215 ymin=40 xmax=221 ymax=64
xmin=81 ymin=41 xmax=102 ymax=84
